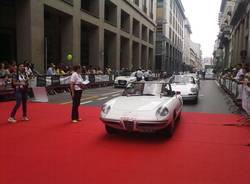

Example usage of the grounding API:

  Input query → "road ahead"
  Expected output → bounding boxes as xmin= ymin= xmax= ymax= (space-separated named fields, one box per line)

xmin=49 ymin=80 xmax=236 ymax=114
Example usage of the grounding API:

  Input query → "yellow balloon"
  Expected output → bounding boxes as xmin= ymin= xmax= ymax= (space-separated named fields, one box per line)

xmin=67 ymin=54 xmax=73 ymax=61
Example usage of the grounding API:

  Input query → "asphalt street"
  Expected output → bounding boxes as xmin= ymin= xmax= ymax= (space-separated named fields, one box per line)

xmin=49 ymin=80 xmax=237 ymax=114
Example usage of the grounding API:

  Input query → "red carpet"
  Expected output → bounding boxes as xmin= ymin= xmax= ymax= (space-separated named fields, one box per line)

xmin=0 ymin=102 xmax=250 ymax=184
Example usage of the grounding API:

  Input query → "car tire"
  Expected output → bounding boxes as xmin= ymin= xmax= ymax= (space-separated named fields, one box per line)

xmin=105 ymin=125 xmax=117 ymax=134
xmin=193 ymin=97 xmax=198 ymax=104
xmin=164 ymin=113 xmax=176 ymax=138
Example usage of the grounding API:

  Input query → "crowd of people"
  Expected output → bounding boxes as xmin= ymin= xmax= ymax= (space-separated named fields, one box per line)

xmin=219 ymin=63 xmax=250 ymax=83
xmin=46 ymin=63 xmax=114 ymax=76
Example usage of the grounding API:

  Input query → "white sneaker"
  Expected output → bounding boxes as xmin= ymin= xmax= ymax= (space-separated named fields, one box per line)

xmin=8 ymin=117 xmax=17 ymax=123
xmin=22 ymin=117 xmax=30 ymax=121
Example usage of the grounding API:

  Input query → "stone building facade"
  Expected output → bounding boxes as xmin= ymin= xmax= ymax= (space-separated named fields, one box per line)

xmin=0 ymin=0 xmax=156 ymax=72
xmin=156 ymin=0 xmax=185 ymax=74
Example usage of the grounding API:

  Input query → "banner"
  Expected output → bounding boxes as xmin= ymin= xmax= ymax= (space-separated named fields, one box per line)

xmin=60 ymin=76 xmax=71 ymax=85
xmin=32 ymin=87 xmax=49 ymax=102
xmin=95 ymin=75 xmax=110 ymax=82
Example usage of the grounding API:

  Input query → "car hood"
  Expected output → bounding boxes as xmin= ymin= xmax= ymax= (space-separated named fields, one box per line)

xmin=109 ymin=96 xmax=170 ymax=111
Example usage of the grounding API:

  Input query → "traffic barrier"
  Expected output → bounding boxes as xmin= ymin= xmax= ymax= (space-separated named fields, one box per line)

xmin=218 ymin=76 xmax=246 ymax=112
xmin=1 ymin=73 xmax=161 ymax=101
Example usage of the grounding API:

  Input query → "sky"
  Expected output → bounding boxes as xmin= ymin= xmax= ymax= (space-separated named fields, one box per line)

xmin=181 ymin=0 xmax=221 ymax=58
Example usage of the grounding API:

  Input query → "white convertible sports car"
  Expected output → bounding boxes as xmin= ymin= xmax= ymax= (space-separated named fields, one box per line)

xmin=100 ymin=81 xmax=183 ymax=137
xmin=114 ymin=73 xmax=137 ymax=88
xmin=170 ymin=75 xmax=199 ymax=104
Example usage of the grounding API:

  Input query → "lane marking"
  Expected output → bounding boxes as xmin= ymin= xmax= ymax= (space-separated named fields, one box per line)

xmin=199 ymin=94 xmax=205 ymax=97
xmin=60 ymin=90 xmax=122 ymax=104
xmin=215 ymin=80 xmax=220 ymax=87
xmin=97 ymin=97 xmax=108 ymax=101
xmin=101 ymin=91 xmax=123 ymax=96
xmin=80 ymin=100 xmax=93 ymax=105
xmin=112 ymin=94 xmax=120 ymax=97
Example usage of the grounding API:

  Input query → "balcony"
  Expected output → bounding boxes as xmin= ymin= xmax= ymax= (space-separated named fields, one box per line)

xmin=105 ymin=0 xmax=117 ymax=27
xmin=81 ymin=0 xmax=99 ymax=17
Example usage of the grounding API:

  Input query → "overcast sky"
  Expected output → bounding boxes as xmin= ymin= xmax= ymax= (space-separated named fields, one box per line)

xmin=181 ymin=0 xmax=220 ymax=58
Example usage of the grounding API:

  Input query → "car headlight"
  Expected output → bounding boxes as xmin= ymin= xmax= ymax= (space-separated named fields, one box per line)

xmin=101 ymin=104 xmax=111 ymax=115
xmin=191 ymin=88 xmax=197 ymax=93
xmin=156 ymin=107 xmax=169 ymax=120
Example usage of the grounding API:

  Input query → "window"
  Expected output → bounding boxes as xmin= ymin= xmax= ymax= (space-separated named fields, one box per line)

xmin=143 ymin=0 xmax=147 ymax=13
xmin=149 ymin=0 xmax=153 ymax=18
xmin=134 ymin=0 xmax=139 ymax=6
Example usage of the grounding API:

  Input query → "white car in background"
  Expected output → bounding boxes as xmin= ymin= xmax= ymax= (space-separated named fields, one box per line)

xmin=114 ymin=73 xmax=136 ymax=88
xmin=100 ymin=81 xmax=183 ymax=137
xmin=170 ymin=75 xmax=199 ymax=104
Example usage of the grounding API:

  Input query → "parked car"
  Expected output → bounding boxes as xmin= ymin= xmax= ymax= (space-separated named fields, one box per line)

xmin=170 ymin=75 xmax=199 ymax=104
xmin=100 ymin=81 xmax=183 ymax=137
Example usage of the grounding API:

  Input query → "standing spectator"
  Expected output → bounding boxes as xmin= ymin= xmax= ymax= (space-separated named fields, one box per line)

xmin=143 ymin=70 xmax=150 ymax=81
xmin=8 ymin=61 xmax=17 ymax=74
xmin=56 ymin=64 xmax=66 ymax=75
xmin=47 ymin=63 xmax=56 ymax=75
xmin=234 ymin=64 xmax=243 ymax=80
xmin=0 ymin=63 xmax=10 ymax=78
xmin=70 ymin=65 xmax=85 ymax=123
xmin=8 ymin=63 xmax=29 ymax=123
xmin=24 ymin=62 xmax=34 ymax=78
xmin=135 ymin=68 xmax=143 ymax=81
xmin=96 ymin=67 xmax=103 ymax=74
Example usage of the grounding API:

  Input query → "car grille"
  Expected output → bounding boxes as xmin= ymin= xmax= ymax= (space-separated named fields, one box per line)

xmin=124 ymin=121 xmax=134 ymax=131
xmin=118 ymin=80 xmax=127 ymax=85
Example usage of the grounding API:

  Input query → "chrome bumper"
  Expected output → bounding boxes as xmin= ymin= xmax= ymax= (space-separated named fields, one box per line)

xmin=101 ymin=118 xmax=169 ymax=132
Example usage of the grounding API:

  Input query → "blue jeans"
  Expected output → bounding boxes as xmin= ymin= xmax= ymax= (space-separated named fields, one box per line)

xmin=10 ymin=89 xmax=27 ymax=118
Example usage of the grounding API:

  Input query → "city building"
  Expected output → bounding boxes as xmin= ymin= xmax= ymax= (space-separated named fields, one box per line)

xmin=183 ymin=18 xmax=192 ymax=67
xmin=190 ymin=41 xmax=202 ymax=70
xmin=215 ymin=0 xmax=236 ymax=69
xmin=202 ymin=57 xmax=213 ymax=69
xmin=156 ymin=0 xmax=185 ymax=74
xmin=216 ymin=0 xmax=250 ymax=70
xmin=0 ymin=0 xmax=156 ymax=73
xmin=230 ymin=0 xmax=250 ymax=67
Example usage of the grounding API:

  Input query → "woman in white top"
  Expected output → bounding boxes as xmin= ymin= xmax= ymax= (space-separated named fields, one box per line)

xmin=70 ymin=65 xmax=85 ymax=123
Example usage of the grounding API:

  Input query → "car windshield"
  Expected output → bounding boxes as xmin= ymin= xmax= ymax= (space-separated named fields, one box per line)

xmin=173 ymin=76 xmax=194 ymax=84
xmin=124 ymin=83 xmax=165 ymax=96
